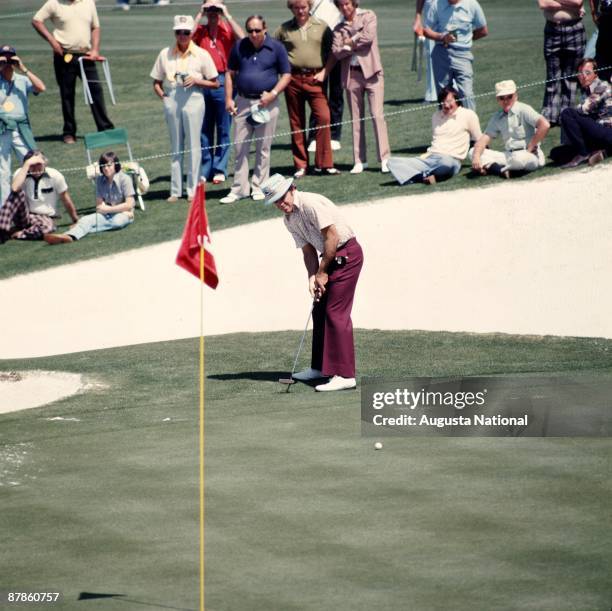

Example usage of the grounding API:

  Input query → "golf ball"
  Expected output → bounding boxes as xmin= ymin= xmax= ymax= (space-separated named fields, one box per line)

xmin=374 ymin=442 xmax=383 ymax=450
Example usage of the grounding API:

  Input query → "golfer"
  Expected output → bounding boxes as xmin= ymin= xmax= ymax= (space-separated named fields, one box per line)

xmin=262 ymin=173 xmax=363 ymax=392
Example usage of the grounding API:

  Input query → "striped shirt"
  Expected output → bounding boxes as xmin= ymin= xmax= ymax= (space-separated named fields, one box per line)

xmin=284 ymin=190 xmax=355 ymax=253
xmin=578 ymin=78 xmax=612 ymax=128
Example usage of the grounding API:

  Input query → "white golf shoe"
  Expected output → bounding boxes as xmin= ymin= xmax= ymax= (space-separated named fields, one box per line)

xmin=350 ymin=162 xmax=368 ymax=174
xmin=331 ymin=140 xmax=341 ymax=151
xmin=307 ymin=140 xmax=316 ymax=152
xmin=292 ymin=368 xmax=324 ymax=381
xmin=315 ymin=375 xmax=356 ymax=392
xmin=381 ymin=158 xmax=390 ymax=173
xmin=219 ymin=193 xmax=241 ymax=204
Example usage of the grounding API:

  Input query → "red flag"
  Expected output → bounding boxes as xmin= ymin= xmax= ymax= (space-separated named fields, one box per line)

xmin=176 ymin=182 xmax=219 ymax=289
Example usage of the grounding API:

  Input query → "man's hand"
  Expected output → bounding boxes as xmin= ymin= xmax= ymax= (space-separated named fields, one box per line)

xmin=413 ymin=13 xmax=424 ymax=36
xmin=471 ymin=156 xmax=485 ymax=174
xmin=313 ymin=68 xmax=326 ymax=83
xmin=96 ymin=202 xmax=112 ymax=214
xmin=259 ymin=90 xmax=277 ymax=107
xmin=226 ymin=99 xmax=238 ymax=115
xmin=51 ymin=40 xmax=64 ymax=56
xmin=314 ymin=271 xmax=328 ymax=297
xmin=26 ymin=153 xmax=46 ymax=168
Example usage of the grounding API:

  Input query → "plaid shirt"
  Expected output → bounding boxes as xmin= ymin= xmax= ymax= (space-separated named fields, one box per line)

xmin=578 ymin=78 xmax=612 ymax=128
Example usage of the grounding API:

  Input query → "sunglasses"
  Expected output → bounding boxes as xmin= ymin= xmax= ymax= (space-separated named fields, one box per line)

xmin=247 ymin=28 xmax=263 ymax=34
xmin=497 ymin=94 xmax=514 ymax=101
xmin=175 ymin=30 xmax=191 ymax=36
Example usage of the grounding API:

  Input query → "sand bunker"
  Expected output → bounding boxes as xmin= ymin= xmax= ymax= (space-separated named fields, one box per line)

xmin=0 ymin=371 xmax=86 ymax=414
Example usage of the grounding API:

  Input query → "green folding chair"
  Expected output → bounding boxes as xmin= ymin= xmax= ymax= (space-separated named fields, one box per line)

xmin=83 ymin=127 xmax=146 ymax=211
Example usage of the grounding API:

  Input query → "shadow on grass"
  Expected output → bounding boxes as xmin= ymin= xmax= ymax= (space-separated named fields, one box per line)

xmin=208 ymin=371 xmax=290 ymax=382
xmin=78 ymin=591 xmax=194 ymax=610
xmin=385 ymin=97 xmax=430 ymax=106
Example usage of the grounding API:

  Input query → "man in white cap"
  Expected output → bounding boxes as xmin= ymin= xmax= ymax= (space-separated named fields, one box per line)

xmin=471 ymin=80 xmax=550 ymax=178
xmin=261 ymin=173 xmax=364 ymax=392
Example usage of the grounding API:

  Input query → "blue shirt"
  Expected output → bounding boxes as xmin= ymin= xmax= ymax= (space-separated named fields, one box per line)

xmin=427 ymin=0 xmax=486 ymax=51
xmin=95 ymin=171 xmax=134 ymax=205
xmin=228 ymin=35 xmax=291 ymax=97
xmin=0 ymin=73 xmax=36 ymax=120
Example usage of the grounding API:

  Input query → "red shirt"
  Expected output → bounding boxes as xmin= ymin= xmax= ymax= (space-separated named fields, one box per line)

xmin=192 ymin=20 xmax=235 ymax=73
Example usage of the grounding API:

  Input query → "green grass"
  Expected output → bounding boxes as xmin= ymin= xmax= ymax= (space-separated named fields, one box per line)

xmin=1 ymin=330 xmax=612 ymax=610
xmin=0 ymin=0 xmax=602 ymax=278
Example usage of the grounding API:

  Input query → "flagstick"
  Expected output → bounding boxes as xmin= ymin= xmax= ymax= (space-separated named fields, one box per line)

xmin=199 ymin=221 xmax=206 ymax=611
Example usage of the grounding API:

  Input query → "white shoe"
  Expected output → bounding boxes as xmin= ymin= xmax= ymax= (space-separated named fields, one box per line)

xmin=331 ymin=140 xmax=341 ymax=151
xmin=212 ymin=173 xmax=225 ymax=185
xmin=381 ymin=159 xmax=390 ymax=173
xmin=307 ymin=140 xmax=316 ymax=152
xmin=292 ymin=368 xmax=324 ymax=381
xmin=219 ymin=193 xmax=240 ymax=204
xmin=315 ymin=375 xmax=356 ymax=392
xmin=293 ymin=168 xmax=306 ymax=179
xmin=119 ymin=4 xmax=130 ymax=10
xmin=350 ymin=162 xmax=368 ymax=174
xmin=157 ymin=0 xmax=170 ymax=5
xmin=251 ymin=191 xmax=265 ymax=201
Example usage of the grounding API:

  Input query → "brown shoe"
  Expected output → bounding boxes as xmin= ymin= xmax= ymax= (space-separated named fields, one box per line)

xmin=423 ymin=174 xmax=436 ymax=185
xmin=166 ymin=195 xmax=179 ymax=203
xmin=63 ymin=135 xmax=76 ymax=145
xmin=44 ymin=233 xmax=73 ymax=245
xmin=588 ymin=149 xmax=605 ymax=166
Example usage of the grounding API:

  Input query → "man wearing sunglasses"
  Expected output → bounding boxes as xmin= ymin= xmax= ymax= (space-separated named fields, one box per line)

xmin=471 ymin=80 xmax=550 ymax=178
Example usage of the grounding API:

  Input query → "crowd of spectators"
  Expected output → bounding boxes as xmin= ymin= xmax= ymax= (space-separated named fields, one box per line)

xmin=0 ymin=0 xmax=611 ymax=245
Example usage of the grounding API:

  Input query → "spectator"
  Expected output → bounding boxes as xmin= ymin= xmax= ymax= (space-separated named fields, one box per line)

xmin=538 ymin=0 xmax=586 ymax=125
xmin=32 ymin=0 xmax=114 ymax=144
xmin=332 ymin=0 xmax=390 ymax=175
xmin=192 ymin=0 xmax=244 ymax=185
xmin=150 ymin=15 xmax=219 ymax=202
xmin=220 ymin=16 xmax=291 ymax=204
xmin=308 ymin=0 xmax=344 ymax=151
xmin=0 ymin=151 xmax=78 ymax=242
xmin=560 ymin=58 xmax=612 ymax=168
xmin=423 ymin=0 xmax=488 ymax=111
xmin=44 ymin=151 xmax=134 ymax=244
xmin=0 ymin=46 xmax=45 ymax=208
xmin=590 ymin=0 xmax=612 ymax=83
xmin=275 ymin=0 xmax=340 ymax=177
xmin=413 ymin=0 xmax=437 ymax=103
xmin=261 ymin=173 xmax=364 ymax=392
xmin=387 ymin=86 xmax=481 ymax=185
xmin=471 ymin=80 xmax=550 ymax=178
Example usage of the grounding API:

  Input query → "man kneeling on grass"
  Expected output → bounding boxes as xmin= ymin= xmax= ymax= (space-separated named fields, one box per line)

xmin=45 ymin=151 xmax=135 ymax=244
xmin=471 ymin=80 xmax=550 ymax=178
xmin=0 ymin=150 xmax=78 ymax=243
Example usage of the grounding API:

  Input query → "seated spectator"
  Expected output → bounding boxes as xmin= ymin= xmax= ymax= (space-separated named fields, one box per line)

xmin=471 ymin=80 xmax=550 ymax=178
xmin=559 ymin=58 xmax=612 ymax=168
xmin=387 ymin=86 xmax=481 ymax=185
xmin=44 ymin=151 xmax=134 ymax=244
xmin=0 ymin=150 xmax=78 ymax=242
xmin=0 ymin=45 xmax=46 ymax=207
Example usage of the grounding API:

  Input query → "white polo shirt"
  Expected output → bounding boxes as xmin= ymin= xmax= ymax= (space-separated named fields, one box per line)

xmin=14 ymin=167 xmax=68 ymax=216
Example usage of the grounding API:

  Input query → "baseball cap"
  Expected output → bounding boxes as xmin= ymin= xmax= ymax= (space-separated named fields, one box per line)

xmin=495 ymin=80 xmax=517 ymax=97
xmin=173 ymin=15 xmax=195 ymax=30
xmin=261 ymin=173 xmax=294 ymax=205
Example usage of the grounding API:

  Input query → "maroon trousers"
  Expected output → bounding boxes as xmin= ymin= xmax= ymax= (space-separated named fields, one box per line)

xmin=285 ymin=73 xmax=333 ymax=171
xmin=312 ymin=238 xmax=363 ymax=378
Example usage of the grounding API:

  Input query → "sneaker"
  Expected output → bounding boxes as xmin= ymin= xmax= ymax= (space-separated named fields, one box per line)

xmin=251 ymin=191 xmax=265 ymax=201
xmin=315 ymin=375 xmax=356 ymax=392
xmin=63 ymin=135 xmax=76 ymax=145
xmin=307 ymin=140 xmax=316 ymax=152
xmin=219 ymin=192 xmax=240 ymax=204
xmin=292 ymin=368 xmax=324 ymax=381
xmin=314 ymin=167 xmax=341 ymax=175
xmin=166 ymin=195 xmax=179 ymax=203
xmin=44 ymin=233 xmax=74 ymax=245
xmin=293 ymin=167 xmax=306 ymax=179
xmin=212 ymin=173 xmax=226 ymax=184
xmin=562 ymin=154 xmax=589 ymax=169
xmin=381 ymin=158 xmax=390 ymax=173
xmin=350 ymin=162 xmax=368 ymax=174
xmin=588 ymin=149 xmax=606 ymax=166
xmin=331 ymin=140 xmax=341 ymax=151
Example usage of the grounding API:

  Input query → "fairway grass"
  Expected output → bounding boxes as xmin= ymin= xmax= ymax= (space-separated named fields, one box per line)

xmin=1 ymin=330 xmax=611 ymax=610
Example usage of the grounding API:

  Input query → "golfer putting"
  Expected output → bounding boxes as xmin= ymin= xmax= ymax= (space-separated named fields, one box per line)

xmin=262 ymin=173 xmax=364 ymax=392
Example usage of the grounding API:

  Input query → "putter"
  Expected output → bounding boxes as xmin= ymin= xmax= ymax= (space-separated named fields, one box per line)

xmin=278 ymin=300 xmax=316 ymax=391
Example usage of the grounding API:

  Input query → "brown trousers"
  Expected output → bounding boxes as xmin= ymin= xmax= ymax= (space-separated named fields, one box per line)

xmin=285 ymin=73 xmax=333 ymax=170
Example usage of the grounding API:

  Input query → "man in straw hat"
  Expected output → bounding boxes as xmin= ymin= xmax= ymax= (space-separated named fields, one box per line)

xmin=261 ymin=173 xmax=364 ymax=392
xmin=471 ymin=79 xmax=550 ymax=178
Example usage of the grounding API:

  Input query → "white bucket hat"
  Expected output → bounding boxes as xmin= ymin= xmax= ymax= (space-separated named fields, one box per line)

xmin=262 ymin=173 xmax=294 ymax=205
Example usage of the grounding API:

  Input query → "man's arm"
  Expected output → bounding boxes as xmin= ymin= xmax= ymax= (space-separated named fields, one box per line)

xmin=314 ymin=224 xmax=340 ymax=297
xmin=86 ymin=27 xmax=103 ymax=60
xmin=11 ymin=154 xmax=43 ymax=192
xmin=221 ymin=4 xmax=245 ymax=39
xmin=60 ymin=191 xmax=79 ymax=223
xmin=471 ymin=133 xmax=492 ymax=173
xmin=14 ymin=57 xmax=45 ymax=93
xmin=472 ymin=25 xmax=488 ymax=40
xmin=413 ymin=0 xmax=427 ymax=35
xmin=96 ymin=195 xmax=135 ymax=215
xmin=32 ymin=19 xmax=64 ymax=56
xmin=224 ymin=70 xmax=237 ymax=115
xmin=527 ymin=116 xmax=551 ymax=153
xmin=302 ymin=243 xmax=321 ymax=299
xmin=589 ymin=0 xmax=599 ymax=24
